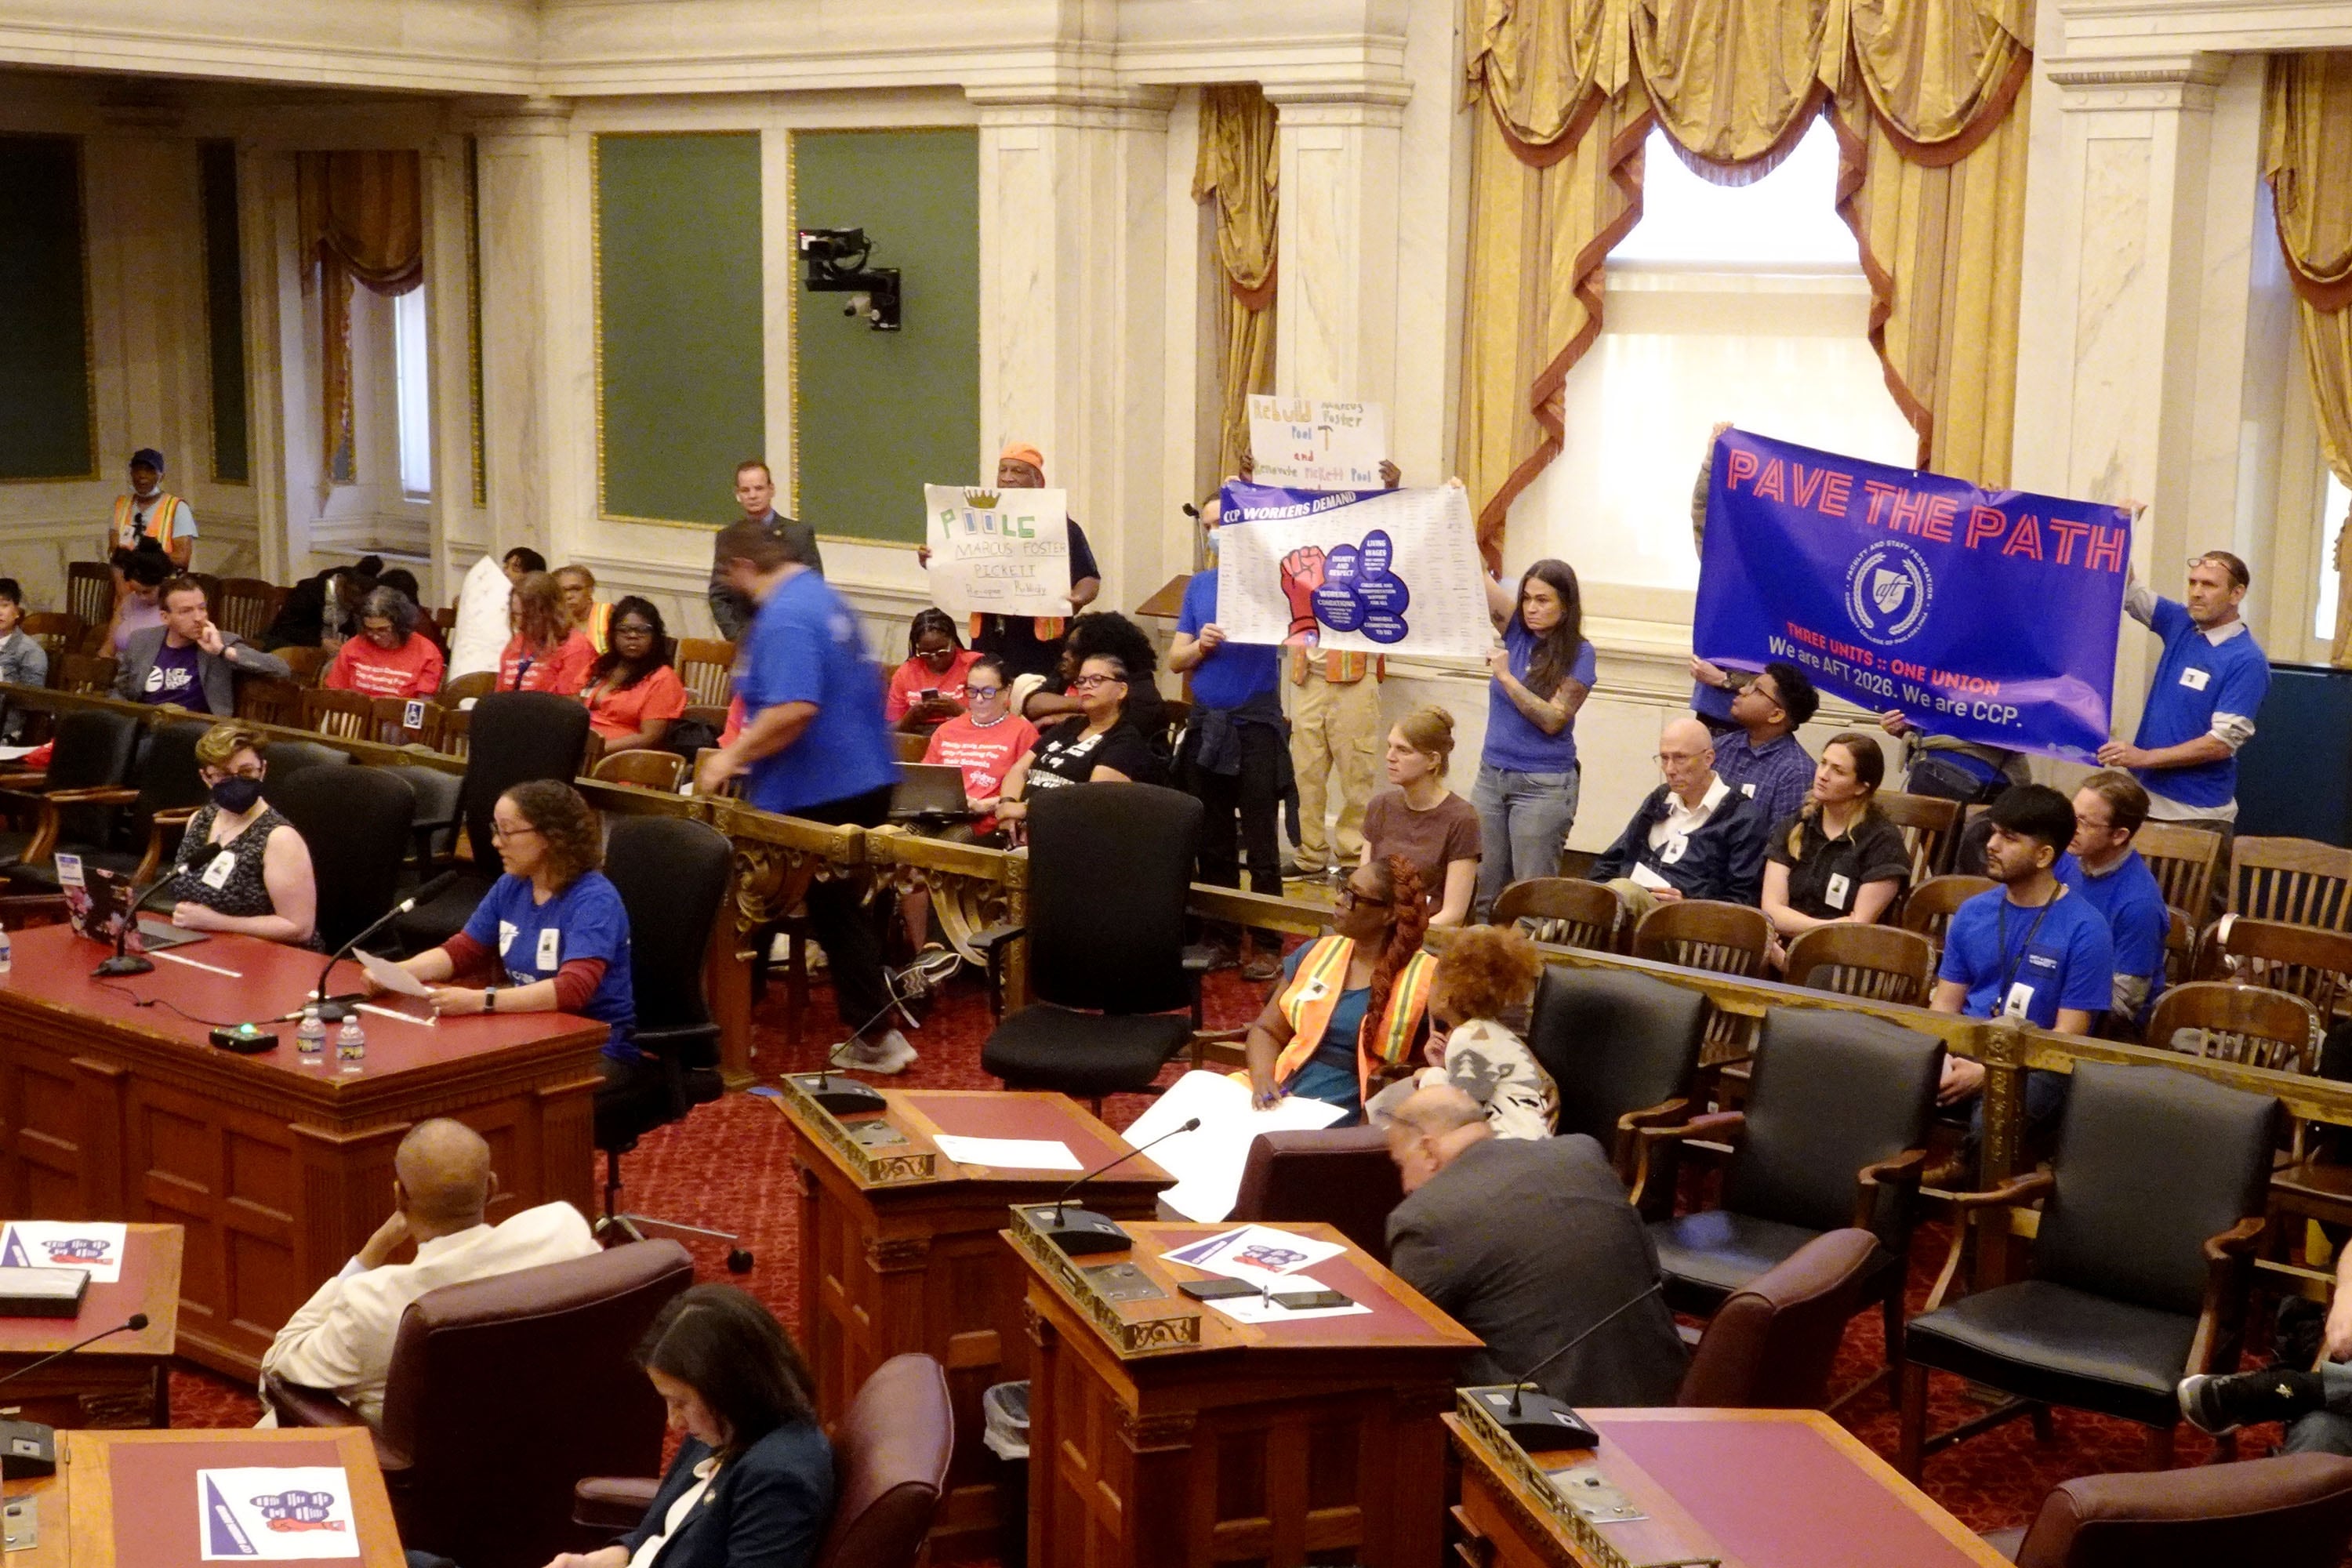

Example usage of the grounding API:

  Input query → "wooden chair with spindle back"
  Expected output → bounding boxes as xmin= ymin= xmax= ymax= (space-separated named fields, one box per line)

xmin=1900 ymin=873 xmax=1996 ymax=966
xmin=1492 ymin=877 xmax=1622 ymax=953
xmin=1632 ymin=899 xmax=1773 ymax=1067
xmin=2136 ymin=821 xmax=2224 ymax=921
xmin=2145 ymin=981 xmax=2323 ymax=1075
xmin=891 ymin=731 xmax=929 ymax=765
xmin=56 ymin=654 xmax=117 ymax=697
xmin=213 ymin=579 xmax=279 ymax=646
xmin=2197 ymin=917 xmax=2352 ymax=1022
xmin=1783 ymin=924 xmax=1936 ymax=1007
xmin=374 ymin=697 xmax=444 ymax=750
xmin=673 ymin=639 xmax=735 ymax=709
xmin=20 ymin=614 xmax=82 ymax=669
xmin=441 ymin=670 xmax=496 ymax=707
xmin=1875 ymin=792 xmax=1964 ymax=891
xmin=437 ymin=707 xmax=472 ymax=760
xmin=2230 ymin=837 xmax=2352 ymax=932
xmin=2165 ymin=906 xmax=2197 ymax=989
xmin=234 ymin=677 xmax=303 ymax=728
xmin=65 ymin=563 xmax=112 ymax=633
xmin=298 ymin=687 xmax=378 ymax=743
xmin=590 ymin=750 xmax=687 ymax=793
xmin=278 ymin=646 xmax=331 ymax=687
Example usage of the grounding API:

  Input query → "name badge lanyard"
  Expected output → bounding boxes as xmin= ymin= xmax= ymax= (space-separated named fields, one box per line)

xmin=1995 ymin=895 xmax=2057 ymax=1000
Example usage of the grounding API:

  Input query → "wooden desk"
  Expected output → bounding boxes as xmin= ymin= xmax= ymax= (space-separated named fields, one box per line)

xmin=771 ymin=1083 xmax=1172 ymax=1559
xmin=1012 ymin=1218 xmax=1480 ymax=1568
xmin=2 ymin=1426 xmax=401 ymax=1568
xmin=0 ymin=1222 xmax=180 ymax=1429
xmin=1448 ymin=1406 xmax=2008 ymax=1568
xmin=0 ymin=927 xmax=604 ymax=1381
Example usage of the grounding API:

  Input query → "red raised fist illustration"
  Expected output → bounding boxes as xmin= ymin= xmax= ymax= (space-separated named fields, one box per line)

xmin=1279 ymin=546 xmax=1327 ymax=642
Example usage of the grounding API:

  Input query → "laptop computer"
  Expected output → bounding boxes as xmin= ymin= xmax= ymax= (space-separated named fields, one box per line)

xmin=54 ymin=854 xmax=207 ymax=951
xmin=889 ymin=764 xmax=977 ymax=822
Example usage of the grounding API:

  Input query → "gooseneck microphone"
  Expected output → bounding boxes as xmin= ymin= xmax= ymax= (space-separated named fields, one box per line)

xmin=1024 ymin=1118 xmax=1201 ymax=1257
xmin=1470 ymin=1281 xmax=1668 ymax=1452
xmin=0 ymin=1312 xmax=150 ymax=1477
xmin=306 ymin=869 xmax=462 ymax=1018
xmin=93 ymin=871 xmax=172 ymax=978
xmin=0 ymin=1313 xmax=149 ymax=1397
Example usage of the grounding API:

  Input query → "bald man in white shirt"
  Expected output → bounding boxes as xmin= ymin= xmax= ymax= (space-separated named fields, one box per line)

xmin=259 ymin=1119 xmax=599 ymax=1428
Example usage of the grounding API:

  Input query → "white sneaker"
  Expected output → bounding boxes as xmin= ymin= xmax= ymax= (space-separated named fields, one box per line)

xmin=829 ymin=1029 xmax=918 ymax=1075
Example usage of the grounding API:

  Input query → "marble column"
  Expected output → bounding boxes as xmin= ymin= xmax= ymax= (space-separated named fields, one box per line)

xmin=1265 ymin=85 xmax=1409 ymax=416
xmin=970 ymin=86 xmax=1174 ymax=611
xmin=2008 ymin=51 xmax=2230 ymax=733
xmin=472 ymin=96 xmax=576 ymax=564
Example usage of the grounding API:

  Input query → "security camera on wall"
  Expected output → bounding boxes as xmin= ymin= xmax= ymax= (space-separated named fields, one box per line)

xmin=797 ymin=227 xmax=902 ymax=332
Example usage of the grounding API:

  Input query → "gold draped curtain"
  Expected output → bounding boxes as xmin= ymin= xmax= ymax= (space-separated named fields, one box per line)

xmin=2266 ymin=53 xmax=2352 ymax=666
xmin=1460 ymin=0 xmax=2031 ymax=564
xmin=296 ymin=151 xmax=424 ymax=485
xmin=1193 ymin=85 xmax=1279 ymax=481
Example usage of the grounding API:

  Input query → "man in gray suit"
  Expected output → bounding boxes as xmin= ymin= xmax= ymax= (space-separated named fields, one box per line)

xmin=115 ymin=576 xmax=289 ymax=714
xmin=1385 ymin=1086 xmax=1686 ymax=1407
xmin=706 ymin=459 xmax=823 ymax=641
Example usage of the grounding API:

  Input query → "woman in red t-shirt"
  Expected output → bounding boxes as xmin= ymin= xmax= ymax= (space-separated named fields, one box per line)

xmin=323 ymin=586 xmax=445 ymax=699
xmin=498 ymin=571 xmax=596 ymax=695
xmin=884 ymin=608 xmax=981 ymax=731
xmin=581 ymin=597 xmax=691 ymax=753
xmin=900 ymin=654 xmax=1036 ymax=952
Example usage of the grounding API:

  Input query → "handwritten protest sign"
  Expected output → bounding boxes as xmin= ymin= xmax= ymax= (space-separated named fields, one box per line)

xmin=1695 ymin=429 xmax=2130 ymax=763
xmin=1246 ymin=397 xmax=1388 ymax=489
xmin=922 ymin=486 xmax=1072 ymax=619
xmin=1210 ymin=482 xmax=1490 ymax=659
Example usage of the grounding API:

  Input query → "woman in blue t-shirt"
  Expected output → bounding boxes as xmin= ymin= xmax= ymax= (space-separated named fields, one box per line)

xmin=1473 ymin=559 xmax=1597 ymax=919
xmin=370 ymin=779 xmax=639 ymax=1074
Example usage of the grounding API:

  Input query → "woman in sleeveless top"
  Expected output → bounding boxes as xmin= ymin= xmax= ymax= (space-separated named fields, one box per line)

xmin=165 ymin=724 xmax=318 ymax=948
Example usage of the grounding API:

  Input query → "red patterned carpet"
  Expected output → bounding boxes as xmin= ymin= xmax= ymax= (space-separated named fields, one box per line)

xmin=166 ymin=963 xmax=2269 ymax=1541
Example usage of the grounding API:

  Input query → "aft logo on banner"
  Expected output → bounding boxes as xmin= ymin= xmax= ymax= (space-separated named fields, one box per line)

xmin=1694 ymin=430 xmax=2131 ymax=762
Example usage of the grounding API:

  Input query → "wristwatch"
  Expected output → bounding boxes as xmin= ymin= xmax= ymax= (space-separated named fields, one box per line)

xmin=484 ymin=985 xmax=499 ymax=1014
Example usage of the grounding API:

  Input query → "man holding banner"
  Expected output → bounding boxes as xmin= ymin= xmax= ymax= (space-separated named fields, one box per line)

xmin=2097 ymin=550 xmax=2267 ymax=834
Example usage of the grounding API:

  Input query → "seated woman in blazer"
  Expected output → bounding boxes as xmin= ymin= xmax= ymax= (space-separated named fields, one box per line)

xmin=546 ymin=1285 xmax=834 ymax=1568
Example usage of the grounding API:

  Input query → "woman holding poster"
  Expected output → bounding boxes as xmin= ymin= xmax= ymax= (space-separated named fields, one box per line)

xmin=1473 ymin=561 xmax=1595 ymax=919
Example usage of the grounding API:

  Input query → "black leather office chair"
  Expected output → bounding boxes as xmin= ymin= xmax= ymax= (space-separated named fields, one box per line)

xmin=0 ymin=711 xmax=191 ymax=888
xmin=1526 ymin=965 xmax=1708 ymax=1182
xmin=594 ymin=815 xmax=747 ymax=1271
xmin=1899 ymin=1060 xmax=2278 ymax=1478
xmin=261 ymin=738 xmax=354 ymax=782
xmin=269 ymin=765 xmax=416 ymax=953
xmin=1632 ymin=1007 xmax=1944 ymax=1408
xmin=390 ymin=693 xmax=591 ymax=953
xmin=978 ymin=783 xmax=1203 ymax=1104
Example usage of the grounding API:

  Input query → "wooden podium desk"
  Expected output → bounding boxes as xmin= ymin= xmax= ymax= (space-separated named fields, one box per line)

xmin=0 ymin=927 xmax=605 ymax=1381
xmin=0 ymin=1222 xmax=180 ymax=1430
xmin=768 ymin=1081 xmax=1172 ymax=1559
xmin=1447 ymin=1405 xmax=2009 ymax=1568
xmin=2 ymin=1427 xmax=401 ymax=1568
xmin=1011 ymin=1218 xmax=1481 ymax=1568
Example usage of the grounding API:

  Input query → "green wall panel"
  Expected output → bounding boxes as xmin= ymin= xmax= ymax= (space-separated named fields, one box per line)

xmin=0 ymin=135 xmax=93 ymax=481
xmin=596 ymin=132 xmax=764 ymax=524
xmin=200 ymin=140 xmax=249 ymax=485
xmin=793 ymin=129 xmax=978 ymax=545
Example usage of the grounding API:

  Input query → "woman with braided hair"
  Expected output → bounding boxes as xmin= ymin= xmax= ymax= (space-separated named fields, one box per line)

xmin=1240 ymin=855 xmax=1435 ymax=1122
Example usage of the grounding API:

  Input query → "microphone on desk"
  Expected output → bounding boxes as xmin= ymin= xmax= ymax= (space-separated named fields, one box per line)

xmin=304 ymin=870 xmax=463 ymax=1020
xmin=1465 ymin=1282 xmax=1666 ymax=1453
xmin=1020 ymin=1117 xmax=1200 ymax=1258
xmin=0 ymin=1313 xmax=149 ymax=1478
xmin=92 ymin=871 xmax=173 ymax=978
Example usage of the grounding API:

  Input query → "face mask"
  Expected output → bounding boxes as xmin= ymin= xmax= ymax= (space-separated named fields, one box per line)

xmin=210 ymin=776 xmax=263 ymax=814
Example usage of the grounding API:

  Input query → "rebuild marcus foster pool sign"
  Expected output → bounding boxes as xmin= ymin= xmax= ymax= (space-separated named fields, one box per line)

xmin=1693 ymin=428 xmax=2132 ymax=764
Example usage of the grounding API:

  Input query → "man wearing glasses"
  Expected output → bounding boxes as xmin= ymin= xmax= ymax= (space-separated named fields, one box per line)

xmin=1587 ymin=716 xmax=1768 ymax=921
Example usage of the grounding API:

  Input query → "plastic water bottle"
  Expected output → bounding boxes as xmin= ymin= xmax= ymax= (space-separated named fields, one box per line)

xmin=336 ymin=1012 xmax=367 ymax=1073
xmin=296 ymin=1004 xmax=325 ymax=1062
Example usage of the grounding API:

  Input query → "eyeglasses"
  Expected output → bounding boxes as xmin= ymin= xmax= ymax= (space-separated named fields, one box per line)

xmin=490 ymin=822 xmax=541 ymax=843
xmin=1334 ymin=887 xmax=1390 ymax=911
xmin=1071 ymin=673 xmax=1125 ymax=690
xmin=202 ymin=764 xmax=264 ymax=782
xmin=966 ymin=684 xmax=1004 ymax=699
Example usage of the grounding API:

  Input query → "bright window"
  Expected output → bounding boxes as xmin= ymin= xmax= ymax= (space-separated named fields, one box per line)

xmin=1612 ymin=119 xmax=1860 ymax=269
xmin=2315 ymin=470 xmax=2350 ymax=641
xmin=394 ymin=286 xmax=432 ymax=500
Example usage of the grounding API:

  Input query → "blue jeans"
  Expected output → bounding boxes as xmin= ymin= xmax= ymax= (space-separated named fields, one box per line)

xmin=1283 ymin=1055 xmax=1363 ymax=1124
xmin=1473 ymin=763 xmax=1580 ymax=920
xmin=2283 ymin=1363 xmax=2352 ymax=1456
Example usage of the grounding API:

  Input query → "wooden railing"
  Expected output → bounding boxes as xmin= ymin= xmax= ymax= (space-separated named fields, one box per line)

xmin=15 ymin=685 xmax=2352 ymax=1295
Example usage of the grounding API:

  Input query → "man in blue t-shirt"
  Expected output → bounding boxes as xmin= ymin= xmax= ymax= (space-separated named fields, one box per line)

xmin=2055 ymin=769 xmax=2170 ymax=1031
xmin=2097 ymin=551 xmax=2268 ymax=833
xmin=697 ymin=519 xmax=911 ymax=1073
xmin=1171 ymin=554 xmax=1287 ymax=981
xmin=1931 ymin=785 xmax=2114 ymax=1179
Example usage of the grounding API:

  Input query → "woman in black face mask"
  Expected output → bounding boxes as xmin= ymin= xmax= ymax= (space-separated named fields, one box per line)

xmin=164 ymin=724 xmax=318 ymax=947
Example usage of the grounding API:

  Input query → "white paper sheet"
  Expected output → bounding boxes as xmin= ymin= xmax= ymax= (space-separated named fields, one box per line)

xmin=1196 ymin=1272 xmax=1373 ymax=1326
xmin=356 ymin=949 xmax=433 ymax=1000
xmin=1163 ymin=1224 xmax=1346 ymax=1279
xmin=199 ymin=1467 xmax=361 ymax=1560
xmin=923 ymin=485 xmax=1073 ymax=618
xmin=1628 ymin=862 xmax=1674 ymax=892
xmin=1245 ymin=396 xmax=1388 ymax=489
xmin=931 ymin=1134 xmax=1082 ymax=1172
xmin=2 ymin=1221 xmax=126 ymax=1283
xmin=1122 ymin=1071 xmax=1348 ymax=1222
